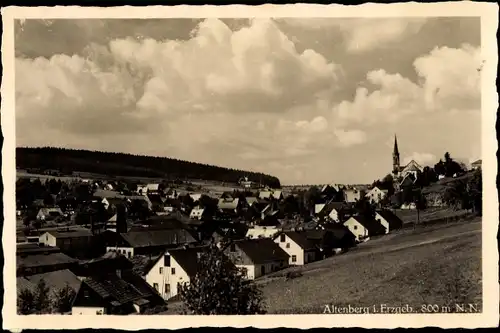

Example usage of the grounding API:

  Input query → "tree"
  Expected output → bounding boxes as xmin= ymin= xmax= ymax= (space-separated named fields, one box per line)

xmin=467 ymin=169 xmax=482 ymax=215
xmin=52 ymin=285 xmax=76 ymax=314
xmin=18 ymin=288 xmax=36 ymax=314
xmin=179 ymin=245 xmax=266 ymax=315
xmin=33 ymin=279 xmax=51 ymax=314
xmin=354 ymin=196 xmax=376 ymax=220
xmin=281 ymin=195 xmax=300 ymax=217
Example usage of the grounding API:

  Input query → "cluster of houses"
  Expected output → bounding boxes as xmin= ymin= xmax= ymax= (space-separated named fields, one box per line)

xmin=17 ymin=176 xmax=408 ymax=315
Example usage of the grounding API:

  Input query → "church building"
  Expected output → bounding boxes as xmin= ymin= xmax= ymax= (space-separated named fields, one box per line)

xmin=392 ymin=135 xmax=422 ymax=181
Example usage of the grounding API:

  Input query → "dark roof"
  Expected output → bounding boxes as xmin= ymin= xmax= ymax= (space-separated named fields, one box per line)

xmin=82 ymin=270 xmax=160 ymax=306
xmin=46 ymin=228 xmax=93 ymax=239
xmin=17 ymin=252 xmax=78 ymax=270
xmin=280 ymin=231 xmax=316 ymax=251
xmin=129 ymin=254 xmax=163 ymax=276
xmin=376 ymin=210 xmax=403 ymax=229
xmin=168 ymin=246 xmax=209 ymax=278
xmin=310 ymin=224 xmax=354 ymax=240
xmin=471 ymin=159 xmax=482 ymax=165
xmin=104 ymin=197 xmax=127 ymax=206
xmin=349 ymin=215 xmax=386 ymax=235
xmin=19 ymin=269 xmax=81 ymax=293
xmin=17 ymin=243 xmax=61 ymax=255
xmin=120 ymin=229 xmax=197 ymax=248
xmin=232 ymin=238 xmax=290 ymax=264
xmin=318 ymin=201 xmax=346 ymax=217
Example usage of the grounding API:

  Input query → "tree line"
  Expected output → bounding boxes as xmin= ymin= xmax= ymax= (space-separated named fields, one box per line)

xmin=16 ymin=147 xmax=281 ymax=188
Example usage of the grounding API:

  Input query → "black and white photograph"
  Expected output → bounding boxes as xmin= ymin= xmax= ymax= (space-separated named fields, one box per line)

xmin=1 ymin=2 xmax=498 ymax=329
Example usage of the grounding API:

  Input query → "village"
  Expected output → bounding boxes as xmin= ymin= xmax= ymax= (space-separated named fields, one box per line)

xmin=15 ymin=136 xmax=483 ymax=315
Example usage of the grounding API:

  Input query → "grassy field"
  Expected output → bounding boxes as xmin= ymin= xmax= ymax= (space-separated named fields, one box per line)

xmin=393 ymin=207 xmax=472 ymax=225
xmin=258 ymin=219 xmax=481 ymax=314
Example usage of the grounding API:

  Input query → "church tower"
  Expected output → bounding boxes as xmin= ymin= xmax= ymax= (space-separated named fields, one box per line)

xmin=392 ymin=134 xmax=400 ymax=176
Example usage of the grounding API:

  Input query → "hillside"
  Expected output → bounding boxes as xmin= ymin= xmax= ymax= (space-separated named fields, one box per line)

xmin=421 ymin=171 xmax=475 ymax=195
xmin=16 ymin=147 xmax=281 ymax=187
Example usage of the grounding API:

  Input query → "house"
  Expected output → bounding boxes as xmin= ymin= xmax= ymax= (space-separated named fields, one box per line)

xmin=258 ymin=190 xmax=283 ymax=201
xmin=71 ymin=252 xmax=165 ymax=315
xmin=165 ymin=188 xmax=179 ymax=199
xmin=105 ymin=228 xmax=198 ymax=258
xmin=189 ymin=206 xmax=206 ymax=220
xmin=375 ymin=210 xmax=404 ymax=234
xmin=217 ymin=197 xmax=243 ymax=216
xmin=399 ymin=159 xmax=422 ymax=179
xmin=36 ymin=207 xmax=64 ymax=221
xmin=274 ymin=231 xmax=317 ymax=265
xmin=399 ymin=173 xmax=417 ymax=188
xmin=343 ymin=215 xmax=386 ymax=242
xmin=147 ymin=183 xmax=161 ymax=194
xmin=224 ymin=238 xmax=289 ymax=280
xmin=344 ymin=188 xmax=364 ymax=203
xmin=317 ymin=201 xmax=347 ymax=222
xmin=306 ymin=225 xmax=356 ymax=256
xmin=102 ymin=197 xmax=127 ymax=211
xmin=133 ymin=246 xmax=208 ymax=300
xmin=246 ymin=225 xmax=280 ymax=239
xmin=17 ymin=244 xmax=79 ymax=276
xmin=17 ymin=268 xmax=81 ymax=298
xmin=471 ymin=159 xmax=482 ymax=170
xmin=189 ymin=193 xmax=203 ymax=203
xmin=39 ymin=227 xmax=94 ymax=256
xmin=136 ymin=185 xmax=148 ymax=195
xmin=365 ymin=187 xmax=389 ymax=204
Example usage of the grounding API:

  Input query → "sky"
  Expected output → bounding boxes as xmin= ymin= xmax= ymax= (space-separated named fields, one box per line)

xmin=14 ymin=17 xmax=482 ymax=185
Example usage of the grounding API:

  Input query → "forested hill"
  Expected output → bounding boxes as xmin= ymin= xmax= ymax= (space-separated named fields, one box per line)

xmin=16 ymin=147 xmax=281 ymax=187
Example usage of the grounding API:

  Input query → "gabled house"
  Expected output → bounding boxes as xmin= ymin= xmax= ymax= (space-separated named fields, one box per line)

xmin=132 ymin=246 xmax=208 ymax=300
xmin=344 ymin=188 xmax=364 ymax=203
xmin=317 ymin=201 xmax=347 ymax=222
xmin=343 ymin=215 xmax=386 ymax=242
xmin=36 ymin=207 xmax=64 ymax=221
xmin=102 ymin=197 xmax=127 ymax=211
xmin=224 ymin=238 xmax=289 ymax=280
xmin=17 ymin=244 xmax=79 ymax=276
xmin=105 ymin=228 xmax=198 ymax=258
xmin=189 ymin=193 xmax=203 ymax=203
xmin=258 ymin=189 xmax=283 ymax=201
xmin=375 ymin=210 xmax=404 ymax=234
xmin=471 ymin=159 xmax=482 ymax=170
xmin=217 ymin=197 xmax=243 ymax=217
xmin=189 ymin=206 xmax=206 ymax=220
xmin=274 ymin=231 xmax=317 ymax=265
xmin=306 ymin=225 xmax=356 ymax=256
xmin=365 ymin=187 xmax=389 ymax=204
xmin=245 ymin=197 xmax=259 ymax=207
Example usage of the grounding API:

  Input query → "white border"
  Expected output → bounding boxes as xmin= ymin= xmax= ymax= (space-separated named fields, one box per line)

xmin=2 ymin=2 xmax=499 ymax=329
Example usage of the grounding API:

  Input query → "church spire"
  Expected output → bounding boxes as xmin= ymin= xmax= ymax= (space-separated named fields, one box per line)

xmin=393 ymin=134 xmax=400 ymax=175
xmin=393 ymin=134 xmax=399 ymax=156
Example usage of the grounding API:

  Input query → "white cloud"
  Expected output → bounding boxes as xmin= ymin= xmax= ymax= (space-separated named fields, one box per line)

xmin=403 ymin=152 xmax=436 ymax=167
xmin=334 ymin=128 xmax=367 ymax=147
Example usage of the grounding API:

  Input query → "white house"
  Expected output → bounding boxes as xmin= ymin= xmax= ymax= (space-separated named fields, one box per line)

xmin=136 ymin=185 xmax=148 ymax=195
xmin=375 ymin=210 xmax=404 ymax=234
xmin=224 ymin=238 xmax=289 ymax=280
xmin=471 ymin=159 xmax=482 ymax=170
xmin=36 ymin=207 xmax=64 ymax=220
xmin=189 ymin=206 xmax=205 ymax=220
xmin=344 ymin=188 xmax=363 ymax=203
xmin=132 ymin=246 xmax=207 ymax=300
xmin=274 ymin=231 xmax=316 ymax=265
xmin=365 ymin=187 xmax=389 ymax=204
xmin=343 ymin=215 xmax=386 ymax=242
xmin=189 ymin=193 xmax=203 ymax=203
xmin=246 ymin=225 xmax=280 ymax=239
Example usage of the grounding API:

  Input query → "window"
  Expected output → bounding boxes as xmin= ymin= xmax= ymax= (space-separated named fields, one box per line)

xmin=153 ymin=283 xmax=159 ymax=291
xmin=96 ymin=310 xmax=103 ymax=315
xmin=159 ymin=267 xmax=163 ymax=274
xmin=165 ymin=284 xmax=170 ymax=294
xmin=286 ymin=243 xmax=290 ymax=248
xmin=353 ymin=225 xmax=358 ymax=230
xmin=280 ymin=234 xmax=286 ymax=242
xmin=171 ymin=268 xmax=176 ymax=275
xmin=164 ymin=255 xmax=171 ymax=267
xmin=292 ymin=255 xmax=297 ymax=263
xmin=127 ymin=252 xmax=131 ymax=259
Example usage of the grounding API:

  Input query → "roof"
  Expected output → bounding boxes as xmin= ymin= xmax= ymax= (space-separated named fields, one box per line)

xmin=168 ymin=246 xmax=209 ymax=278
xmin=17 ymin=252 xmax=78 ymax=270
xmin=81 ymin=270 xmax=159 ymax=306
xmin=272 ymin=190 xmax=283 ymax=200
xmin=246 ymin=197 xmax=258 ymax=206
xmin=103 ymin=197 xmax=127 ymax=206
xmin=346 ymin=215 xmax=386 ymax=235
xmin=232 ymin=238 xmax=290 ymax=264
xmin=20 ymin=269 xmax=81 ymax=293
xmin=38 ymin=207 xmax=63 ymax=215
xmin=147 ymin=184 xmax=160 ymax=191
xmin=376 ymin=210 xmax=403 ymax=229
xmin=45 ymin=228 xmax=93 ymax=239
xmin=280 ymin=231 xmax=316 ymax=251
xmin=471 ymin=159 xmax=482 ymax=165
xmin=129 ymin=254 xmax=163 ymax=276
xmin=94 ymin=189 xmax=123 ymax=199
xmin=189 ymin=193 xmax=202 ymax=202
xmin=17 ymin=243 xmax=61 ymax=255
xmin=119 ymin=229 xmax=197 ymax=248
xmin=313 ymin=223 xmax=354 ymax=240
xmin=218 ymin=198 xmax=240 ymax=210
xmin=258 ymin=191 xmax=272 ymax=199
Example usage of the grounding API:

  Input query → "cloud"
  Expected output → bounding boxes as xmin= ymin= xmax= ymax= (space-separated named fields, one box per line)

xmin=332 ymin=44 xmax=481 ymax=127
xmin=334 ymin=128 xmax=367 ymax=147
xmin=403 ymin=152 xmax=437 ymax=167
